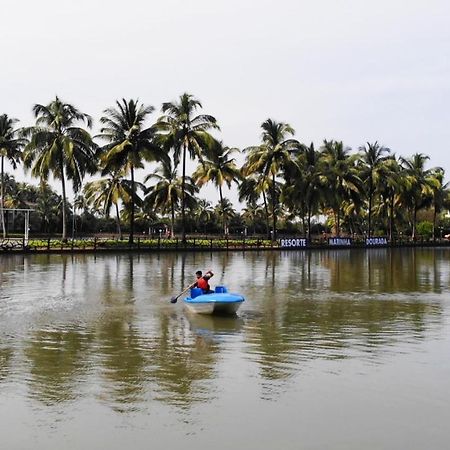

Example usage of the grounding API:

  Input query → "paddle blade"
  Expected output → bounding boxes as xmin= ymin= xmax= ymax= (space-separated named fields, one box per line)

xmin=170 ymin=296 xmax=178 ymax=304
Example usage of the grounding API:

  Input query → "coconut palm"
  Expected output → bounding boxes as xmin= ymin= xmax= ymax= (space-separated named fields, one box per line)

xmin=243 ymin=119 xmax=300 ymax=240
xmin=22 ymin=97 xmax=96 ymax=241
xmin=83 ymin=170 xmax=134 ymax=239
xmin=320 ymin=140 xmax=364 ymax=235
xmin=193 ymin=199 xmax=215 ymax=234
xmin=156 ymin=93 xmax=219 ymax=242
xmin=426 ymin=168 xmax=449 ymax=240
xmin=358 ymin=142 xmax=390 ymax=237
xmin=214 ymin=198 xmax=235 ymax=235
xmin=238 ymin=174 xmax=272 ymax=237
xmin=192 ymin=142 xmax=241 ymax=234
xmin=145 ymin=160 xmax=198 ymax=237
xmin=0 ymin=114 xmax=26 ymax=237
xmin=399 ymin=153 xmax=436 ymax=240
xmin=98 ymin=98 xmax=168 ymax=244
xmin=282 ymin=143 xmax=323 ymax=240
xmin=372 ymin=156 xmax=402 ymax=241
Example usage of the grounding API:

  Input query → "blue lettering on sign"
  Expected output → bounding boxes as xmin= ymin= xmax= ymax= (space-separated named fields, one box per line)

xmin=365 ymin=237 xmax=388 ymax=246
xmin=279 ymin=238 xmax=308 ymax=248
xmin=328 ymin=238 xmax=352 ymax=246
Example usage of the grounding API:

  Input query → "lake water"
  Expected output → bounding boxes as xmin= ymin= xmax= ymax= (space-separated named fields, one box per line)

xmin=0 ymin=248 xmax=449 ymax=450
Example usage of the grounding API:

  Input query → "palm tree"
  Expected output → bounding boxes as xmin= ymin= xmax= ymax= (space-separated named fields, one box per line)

xmin=358 ymin=142 xmax=390 ymax=237
xmin=145 ymin=160 xmax=198 ymax=237
xmin=243 ymin=119 xmax=300 ymax=240
xmin=98 ymin=98 xmax=167 ymax=244
xmin=238 ymin=173 xmax=273 ymax=237
xmin=22 ymin=97 xmax=96 ymax=241
xmin=157 ymin=93 xmax=219 ymax=242
xmin=193 ymin=199 xmax=215 ymax=234
xmin=83 ymin=170 xmax=134 ymax=239
xmin=214 ymin=198 xmax=235 ymax=235
xmin=427 ymin=168 xmax=449 ymax=240
xmin=0 ymin=114 xmax=26 ymax=238
xmin=320 ymin=140 xmax=363 ymax=236
xmin=399 ymin=153 xmax=436 ymax=240
xmin=373 ymin=156 xmax=402 ymax=241
xmin=192 ymin=142 xmax=241 ymax=234
xmin=282 ymin=143 xmax=323 ymax=240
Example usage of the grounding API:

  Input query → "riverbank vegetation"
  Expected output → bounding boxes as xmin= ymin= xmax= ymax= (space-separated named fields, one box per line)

xmin=1 ymin=95 xmax=449 ymax=244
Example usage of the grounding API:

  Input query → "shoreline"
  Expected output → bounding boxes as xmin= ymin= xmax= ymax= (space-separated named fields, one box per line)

xmin=1 ymin=236 xmax=450 ymax=255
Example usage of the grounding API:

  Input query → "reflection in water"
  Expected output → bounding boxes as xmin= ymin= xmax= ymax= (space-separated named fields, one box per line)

xmin=0 ymin=248 xmax=447 ymax=415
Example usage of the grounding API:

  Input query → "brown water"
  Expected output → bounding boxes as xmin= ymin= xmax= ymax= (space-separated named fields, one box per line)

xmin=0 ymin=248 xmax=449 ymax=449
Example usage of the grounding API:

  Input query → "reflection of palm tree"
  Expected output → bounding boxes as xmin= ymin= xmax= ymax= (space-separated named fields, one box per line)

xmin=148 ymin=313 xmax=220 ymax=407
xmin=25 ymin=328 xmax=92 ymax=404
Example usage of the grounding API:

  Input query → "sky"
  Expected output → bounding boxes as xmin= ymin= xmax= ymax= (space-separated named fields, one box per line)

xmin=2 ymin=0 xmax=450 ymax=207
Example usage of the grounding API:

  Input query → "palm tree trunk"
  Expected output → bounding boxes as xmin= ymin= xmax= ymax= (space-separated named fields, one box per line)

xmin=219 ymin=185 xmax=226 ymax=235
xmin=61 ymin=167 xmax=67 ymax=242
xmin=262 ymin=191 xmax=270 ymax=239
xmin=181 ymin=142 xmax=187 ymax=243
xmin=412 ymin=204 xmax=417 ymax=240
xmin=307 ymin=209 xmax=311 ymax=241
xmin=170 ymin=202 xmax=175 ymax=238
xmin=1 ymin=155 xmax=6 ymax=238
xmin=368 ymin=191 xmax=373 ymax=238
xmin=272 ymin=173 xmax=277 ymax=241
xmin=115 ymin=202 xmax=122 ymax=239
xmin=389 ymin=194 xmax=394 ymax=242
xmin=129 ymin=165 xmax=135 ymax=244
xmin=432 ymin=203 xmax=437 ymax=241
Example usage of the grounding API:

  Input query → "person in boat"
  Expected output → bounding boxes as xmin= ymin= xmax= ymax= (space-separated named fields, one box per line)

xmin=194 ymin=270 xmax=214 ymax=294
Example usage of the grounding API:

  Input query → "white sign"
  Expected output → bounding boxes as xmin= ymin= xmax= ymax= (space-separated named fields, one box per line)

xmin=280 ymin=238 xmax=308 ymax=248
xmin=366 ymin=237 xmax=388 ymax=246
xmin=328 ymin=237 xmax=352 ymax=246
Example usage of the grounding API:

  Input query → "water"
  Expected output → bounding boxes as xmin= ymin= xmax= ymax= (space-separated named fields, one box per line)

xmin=0 ymin=248 xmax=449 ymax=449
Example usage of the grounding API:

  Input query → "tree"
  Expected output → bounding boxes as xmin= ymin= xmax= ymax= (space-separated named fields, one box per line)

xmin=145 ymin=160 xmax=198 ymax=237
xmin=214 ymin=198 xmax=236 ymax=235
xmin=358 ymin=142 xmax=390 ymax=237
xmin=98 ymin=98 xmax=167 ymax=244
xmin=320 ymin=140 xmax=363 ymax=235
xmin=157 ymin=93 xmax=219 ymax=242
xmin=399 ymin=153 xmax=436 ymax=239
xmin=192 ymin=142 xmax=241 ymax=235
xmin=83 ymin=170 xmax=134 ymax=239
xmin=0 ymin=114 xmax=26 ymax=238
xmin=427 ymin=168 xmax=449 ymax=240
xmin=238 ymin=174 xmax=272 ymax=237
xmin=282 ymin=143 xmax=322 ymax=240
xmin=23 ymin=96 xmax=96 ymax=241
xmin=243 ymin=119 xmax=300 ymax=240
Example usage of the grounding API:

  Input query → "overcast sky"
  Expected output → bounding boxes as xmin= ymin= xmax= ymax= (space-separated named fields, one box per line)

xmin=2 ymin=0 xmax=450 ymax=206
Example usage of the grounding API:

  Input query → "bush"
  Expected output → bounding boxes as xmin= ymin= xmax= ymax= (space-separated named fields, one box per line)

xmin=416 ymin=221 xmax=433 ymax=239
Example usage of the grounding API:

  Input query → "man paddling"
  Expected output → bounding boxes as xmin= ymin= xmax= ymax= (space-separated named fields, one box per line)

xmin=194 ymin=270 xmax=214 ymax=294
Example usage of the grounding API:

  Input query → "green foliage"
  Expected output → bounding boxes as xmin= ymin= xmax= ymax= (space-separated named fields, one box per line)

xmin=416 ymin=221 xmax=433 ymax=239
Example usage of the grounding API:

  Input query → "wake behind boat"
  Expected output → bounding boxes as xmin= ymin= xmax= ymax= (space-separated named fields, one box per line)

xmin=184 ymin=286 xmax=245 ymax=315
